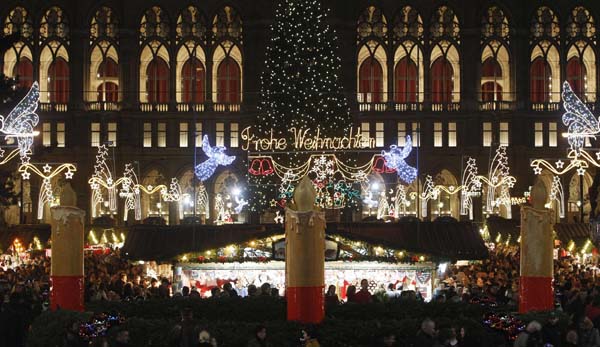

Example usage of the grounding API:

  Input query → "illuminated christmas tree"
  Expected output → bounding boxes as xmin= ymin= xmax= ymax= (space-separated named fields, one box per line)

xmin=250 ymin=0 xmax=352 ymax=213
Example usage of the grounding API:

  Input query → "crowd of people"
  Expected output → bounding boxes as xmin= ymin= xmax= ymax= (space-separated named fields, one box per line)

xmin=3 ymin=245 xmax=600 ymax=346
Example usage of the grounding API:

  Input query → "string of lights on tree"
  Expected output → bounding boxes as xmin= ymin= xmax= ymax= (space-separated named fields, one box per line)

xmin=250 ymin=0 xmax=353 ymax=212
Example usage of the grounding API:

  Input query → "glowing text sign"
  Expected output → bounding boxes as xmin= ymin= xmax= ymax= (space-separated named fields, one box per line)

xmin=241 ymin=126 xmax=375 ymax=151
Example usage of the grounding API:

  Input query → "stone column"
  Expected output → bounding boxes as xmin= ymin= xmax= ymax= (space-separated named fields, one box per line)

xmin=519 ymin=181 xmax=554 ymax=313
xmin=285 ymin=177 xmax=325 ymax=323
xmin=50 ymin=206 xmax=85 ymax=311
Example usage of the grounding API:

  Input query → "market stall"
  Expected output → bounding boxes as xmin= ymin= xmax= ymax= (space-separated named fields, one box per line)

xmin=122 ymin=221 xmax=488 ymax=301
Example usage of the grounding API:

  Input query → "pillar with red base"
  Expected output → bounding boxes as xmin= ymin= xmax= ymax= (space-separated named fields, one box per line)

xmin=519 ymin=181 xmax=554 ymax=313
xmin=286 ymin=177 xmax=325 ymax=323
xmin=50 ymin=206 xmax=86 ymax=311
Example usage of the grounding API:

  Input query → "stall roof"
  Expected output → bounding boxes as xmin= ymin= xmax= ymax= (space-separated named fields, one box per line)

xmin=121 ymin=221 xmax=488 ymax=261
xmin=486 ymin=216 xmax=520 ymax=243
xmin=0 ymin=224 xmax=51 ymax=251
xmin=554 ymin=223 xmax=591 ymax=244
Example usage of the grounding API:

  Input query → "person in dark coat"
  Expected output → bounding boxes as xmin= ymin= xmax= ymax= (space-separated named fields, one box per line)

xmin=542 ymin=313 xmax=561 ymax=347
xmin=411 ymin=318 xmax=439 ymax=347
xmin=169 ymin=308 xmax=200 ymax=347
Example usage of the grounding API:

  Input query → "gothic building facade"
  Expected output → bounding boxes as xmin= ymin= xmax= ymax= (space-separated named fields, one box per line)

xmin=1 ymin=0 xmax=598 ymax=225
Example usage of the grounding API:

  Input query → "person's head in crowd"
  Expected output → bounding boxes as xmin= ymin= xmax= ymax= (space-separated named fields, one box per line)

xmin=182 ymin=286 xmax=190 ymax=296
xmin=421 ymin=318 xmax=436 ymax=337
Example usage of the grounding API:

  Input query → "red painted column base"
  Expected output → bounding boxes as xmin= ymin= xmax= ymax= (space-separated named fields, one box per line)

xmin=51 ymin=275 xmax=84 ymax=312
xmin=287 ymin=286 xmax=324 ymax=323
xmin=519 ymin=276 xmax=553 ymax=313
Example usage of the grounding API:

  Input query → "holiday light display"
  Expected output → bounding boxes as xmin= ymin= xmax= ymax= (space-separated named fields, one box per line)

xmin=0 ymin=82 xmax=40 ymax=165
xmin=18 ymin=162 xmax=77 ymax=220
xmin=88 ymin=145 xmax=129 ymax=218
xmin=195 ymin=135 xmax=236 ymax=182
xmin=549 ymin=175 xmax=565 ymax=218
xmin=486 ymin=146 xmax=515 ymax=218
xmin=460 ymin=158 xmax=482 ymax=220
xmin=420 ymin=176 xmax=437 ymax=218
xmin=120 ymin=164 xmax=140 ymax=221
xmin=381 ymin=135 xmax=417 ymax=184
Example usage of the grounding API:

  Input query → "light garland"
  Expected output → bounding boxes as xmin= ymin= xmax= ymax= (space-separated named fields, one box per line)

xmin=88 ymin=145 xmax=126 ymax=218
xmin=486 ymin=146 xmax=514 ymax=218
xmin=549 ymin=175 xmax=565 ymax=218
xmin=195 ymin=135 xmax=235 ymax=182
xmin=0 ymin=82 xmax=40 ymax=165
xmin=18 ymin=163 xmax=77 ymax=220
xmin=460 ymin=158 xmax=482 ymax=220
xmin=381 ymin=135 xmax=417 ymax=184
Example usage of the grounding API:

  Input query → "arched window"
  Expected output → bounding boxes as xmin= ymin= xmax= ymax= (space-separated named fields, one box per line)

xmin=357 ymin=6 xmax=387 ymax=42
xmin=147 ymin=58 xmax=170 ymax=103
xmin=97 ymin=58 xmax=118 ymax=102
xmin=481 ymin=7 xmax=511 ymax=104
xmin=430 ymin=57 xmax=453 ymax=103
xmin=177 ymin=6 xmax=206 ymax=42
xmin=3 ymin=7 xmax=33 ymax=40
xmin=48 ymin=57 xmax=69 ymax=103
xmin=530 ymin=57 xmax=551 ymax=103
xmin=140 ymin=6 xmax=170 ymax=41
xmin=429 ymin=7 xmax=460 ymax=106
xmin=90 ymin=6 xmax=118 ymax=40
xmin=566 ymin=57 xmax=586 ymax=98
xmin=481 ymin=58 xmax=502 ymax=101
xmin=90 ymin=42 xmax=119 ymax=103
xmin=565 ymin=8 xmax=596 ymax=102
xmin=359 ymin=57 xmax=383 ymax=103
xmin=392 ymin=7 xmax=424 ymax=105
xmin=140 ymin=41 xmax=169 ymax=104
xmin=40 ymin=6 xmax=69 ymax=40
xmin=181 ymin=57 xmax=205 ymax=103
xmin=216 ymin=57 xmax=240 ymax=103
xmin=530 ymin=41 xmax=560 ymax=104
xmin=13 ymin=57 xmax=34 ymax=89
xmin=212 ymin=41 xmax=242 ymax=106
xmin=395 ymin=57 xmax=417 ymax=103
xmin=531 ymin=6 xmax=559 ymax=39
xmin=212 ymin=6 xmax=242 ymax=42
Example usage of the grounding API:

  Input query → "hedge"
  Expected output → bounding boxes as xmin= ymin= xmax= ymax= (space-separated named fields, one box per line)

xmin=29 ymin=298 xmax=520 ymax=347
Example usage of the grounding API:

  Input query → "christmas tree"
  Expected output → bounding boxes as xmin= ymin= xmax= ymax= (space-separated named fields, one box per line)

xmin=257 ymin=0 xmax=351 ymax=138
xmin=250 ymin=0 xmax=352 ymax=213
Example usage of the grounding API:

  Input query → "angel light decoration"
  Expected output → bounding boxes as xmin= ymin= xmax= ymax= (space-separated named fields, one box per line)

xmin=381 ymin=135 xmax=417 ymax=184
xmin=195 ymin=135 xmax=236 ymax=182
xmin=0 ymin=82 xmax=40 ymax=164
xmin=562 ymin=81 xmax=600 ymax=152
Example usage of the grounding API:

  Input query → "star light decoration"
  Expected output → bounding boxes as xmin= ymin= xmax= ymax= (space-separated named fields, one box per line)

xmin=18 ymin=162 xmax=77 ymax=220
xmin=420 ymin=175 xmax=438 ymax=218
xmin=381 ymin=135 xmax=417 ymax=184
xmin=119 ymin=165 xmax=168 ymax=222
xmin=88 ymin=145 xmax=128 ymax=218
xmin=0 ymin=82 xmax=40 ymax=165
xmin=460 ymin=158 xmax=482 ymax=220
xmin=195 ymin=135 xmax=235 ymax=182
xmin=530 ymin=82 xmax=600 ymax=179
xmin=485 ymin=146 xmax=515 ymax=219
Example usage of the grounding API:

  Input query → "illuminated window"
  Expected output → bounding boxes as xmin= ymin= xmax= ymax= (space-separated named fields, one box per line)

xmin=42 ymin=123 xmax=51 ymax=147
xmin=230 ymin=123 xmax=239 ymax=147
xmin=157 ymin=123 xmax=166 ymax=147
xmin=361 ymin=122 xmax=370 ymax=147
xmin=448 ymin=122 xmax=456 ymax=147
xmin=434 ymin=122 xmax=443 ymax=147
xmin=56 ymin=122 xmax=65 ymax=147
xmin=107 ymin=122 xmax=117 ymax=147
xmin=216 ymin=122 xmax=225 ymax=147
xmin=483 ymin=122 xmax=492 ymax=147
xmin=195 ymin=122 xmax=203 ymax=147
xmin=499 ymin=122 xmax=509 ymax=146
xmin=549 ymin=122 xmax=557 ymax=147
xmin=535 ymin=122 xmax=543 ymax=147
xmin=397 ymin=122 xmax=406 ymax=146
xmin=411 ymin=122 xmax=420 ymax=147
xmin=375 ymin=122 xmax=384 ymax=147
xmin=91 ymin=122 xmax=100 ymax=147
xmin=143 ymin=123 xmax=152 ymax=147
xmin=179 ymin=123 xmax=188 ymax=147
